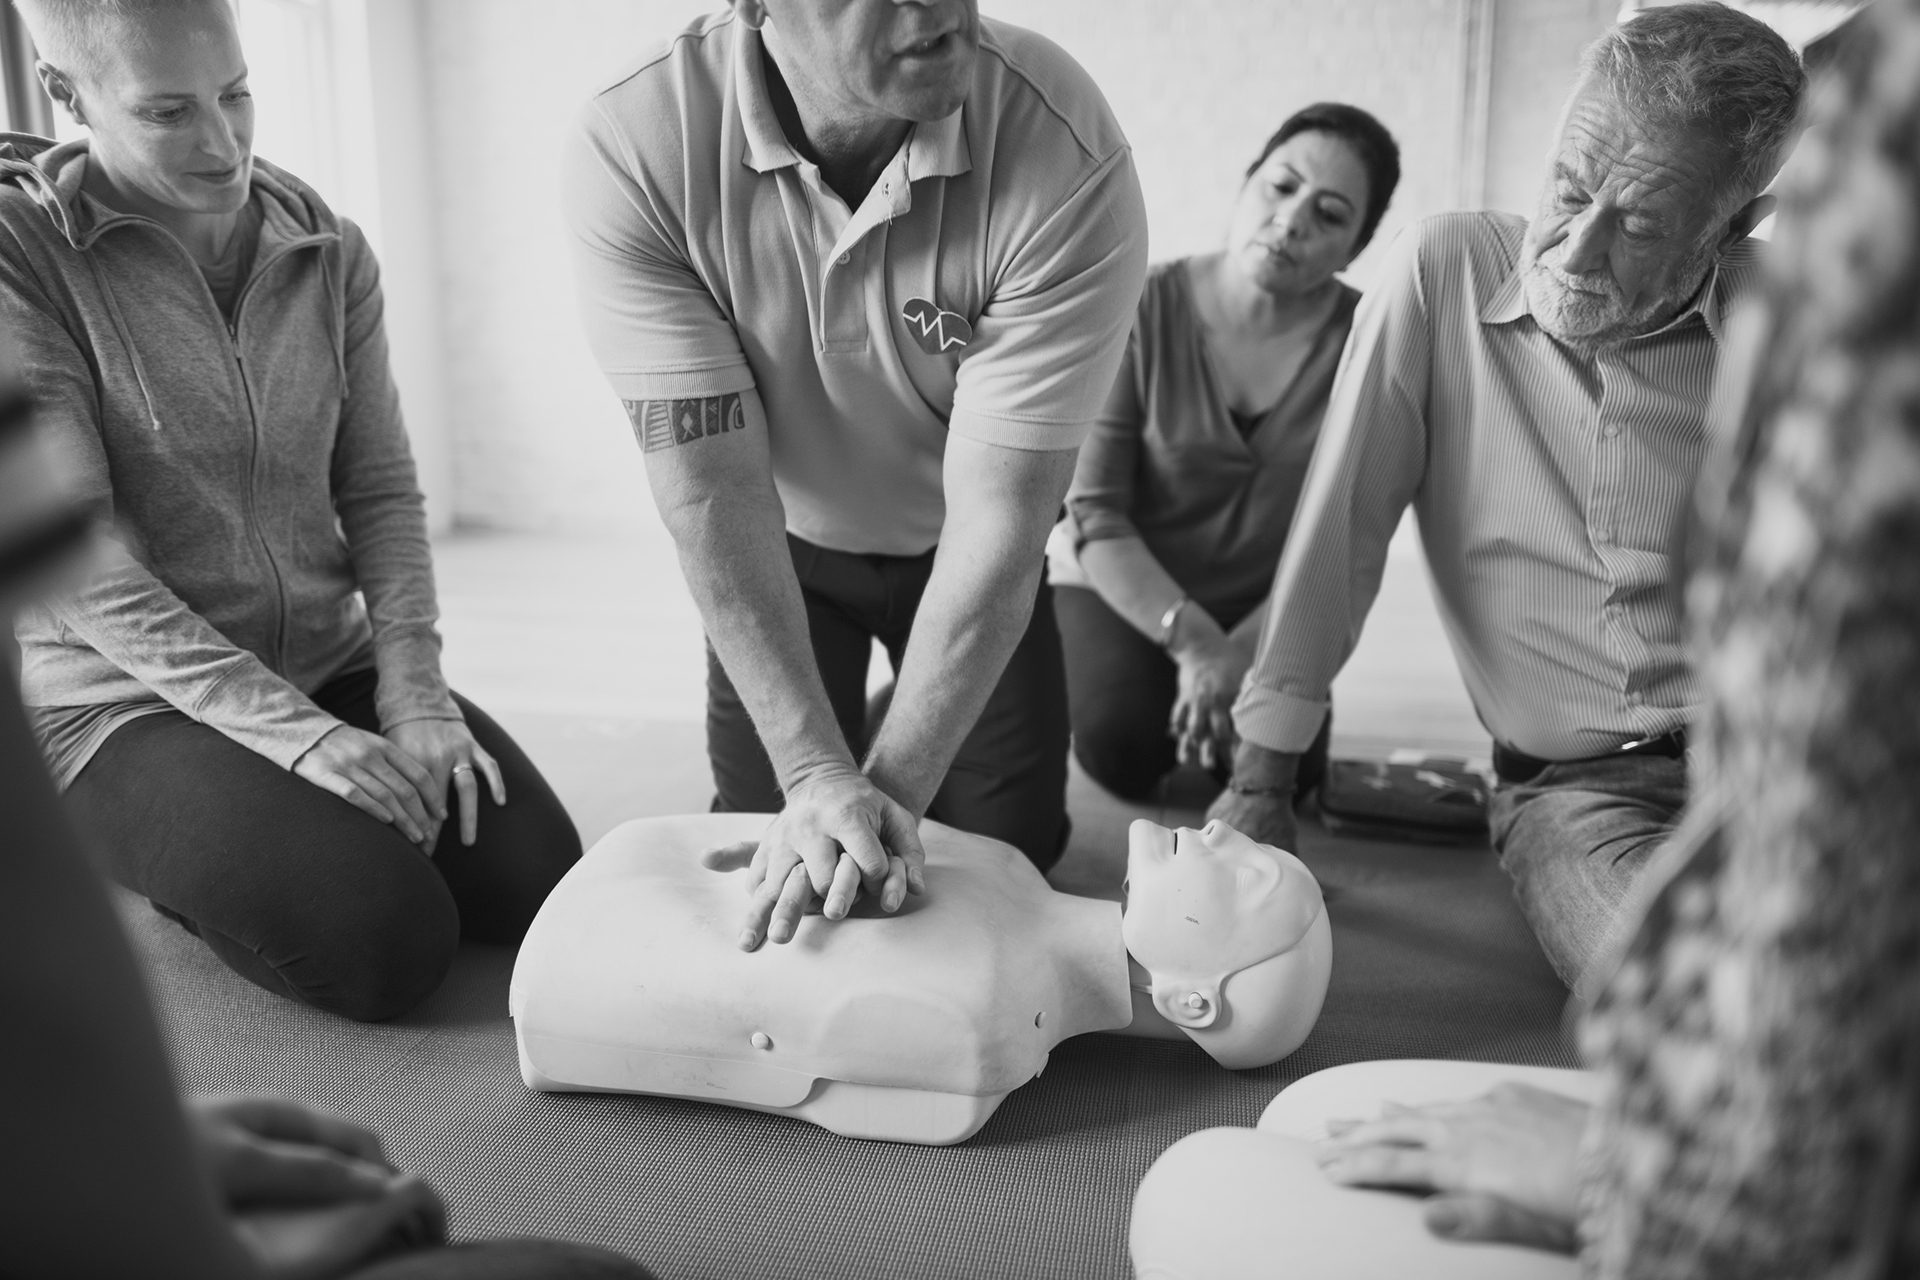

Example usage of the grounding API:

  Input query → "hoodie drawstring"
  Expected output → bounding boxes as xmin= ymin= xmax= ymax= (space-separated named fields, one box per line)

xmin=84 ymin=251 xmax=163 ymax=432
xmin=319 ymin=248 xmax=348 ymax=402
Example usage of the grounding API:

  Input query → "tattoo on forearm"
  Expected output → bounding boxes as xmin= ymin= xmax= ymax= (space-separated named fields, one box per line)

xmin=624 ymin=394 xmax=747 ymax=453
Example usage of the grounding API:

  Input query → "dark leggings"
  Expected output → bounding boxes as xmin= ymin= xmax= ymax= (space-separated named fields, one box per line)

xmin=1054 ymin=584 xmax=1331 ymax=803
xmin=64 ymin=669 xmax=581 ymax=1022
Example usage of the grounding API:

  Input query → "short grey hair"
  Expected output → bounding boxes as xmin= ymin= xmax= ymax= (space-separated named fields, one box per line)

xmin=12 ymin=0 xmax=230 ymax=85
xmin=1583 ymin=2 xmax=1808 ymax=208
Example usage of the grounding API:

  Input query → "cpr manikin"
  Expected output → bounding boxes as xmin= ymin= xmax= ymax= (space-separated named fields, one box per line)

xmin=510 ymin=816 xmax=1330 ymax=1144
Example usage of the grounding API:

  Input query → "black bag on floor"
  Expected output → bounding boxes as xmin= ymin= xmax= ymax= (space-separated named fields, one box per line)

xmin=1316 ymin=756 xmax=1490 ymax=843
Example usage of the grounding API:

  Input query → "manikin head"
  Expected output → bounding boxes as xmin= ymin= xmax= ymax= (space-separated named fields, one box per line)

xmin=1519 ymin=3 xmax=1804 ymax=351
xmin=1121 ymin=820 xmax=1331 ymax=1070
xmin=20 ymin=0 xmax=254 ymax=226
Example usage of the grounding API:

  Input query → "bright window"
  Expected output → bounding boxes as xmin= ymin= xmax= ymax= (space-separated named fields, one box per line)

xmin=235 ymin=0 xmax=340 ymax=199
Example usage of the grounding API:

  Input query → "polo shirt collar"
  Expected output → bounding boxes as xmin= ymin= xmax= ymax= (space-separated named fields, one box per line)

xmin=906 ymin=107 xmax=971 ymax=182
xmin=738 ymin=23 xmax=802 ymax=174
xmin=1481 ymin=243 xmax=1733 ymax=346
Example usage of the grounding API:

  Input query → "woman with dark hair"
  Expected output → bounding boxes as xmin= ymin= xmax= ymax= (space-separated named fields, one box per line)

xmin=1050 ymin=103 xmax=1400 ymax=802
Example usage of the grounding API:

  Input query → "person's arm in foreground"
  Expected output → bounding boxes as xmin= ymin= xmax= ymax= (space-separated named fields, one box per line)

xmin=0 ymin=496 xmax=441 ymax=1280
xmin=1066 ymin=327 xmax=1251 ymax=770
xmin=1206 ymin=227 xmax=1432 ymax=849
xmin=329 ymin=221 xmax=502 ymax=852
xmin=1 ymin=667 xmax=450 ymax=1280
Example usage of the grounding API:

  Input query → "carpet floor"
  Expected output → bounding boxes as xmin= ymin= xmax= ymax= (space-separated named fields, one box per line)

xmin=124 ymin=717 xmax=1574 ymax=1280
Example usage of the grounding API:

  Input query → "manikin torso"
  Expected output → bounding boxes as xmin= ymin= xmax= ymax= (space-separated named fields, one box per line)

xmin=511 ymin=814 xmax=1330 ymax=1144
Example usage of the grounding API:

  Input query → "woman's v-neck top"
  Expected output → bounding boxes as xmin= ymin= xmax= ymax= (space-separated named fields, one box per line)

xmin=1055 ymin=258 xmax=1359 ymax=625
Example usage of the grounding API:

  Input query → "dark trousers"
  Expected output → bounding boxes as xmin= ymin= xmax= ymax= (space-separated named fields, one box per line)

xmin=1053 ymin=584 xmax=1331 ymax=802
xmin=65 ymin=668 xmax=581 ymax=1022
xmin=706 ymin=535 xmax=1070 ymax=870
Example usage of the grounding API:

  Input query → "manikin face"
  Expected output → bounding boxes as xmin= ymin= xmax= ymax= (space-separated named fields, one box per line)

xmin=751 ymin=0 xmax=981 ymax=128
xmin=1226 ymin=131 xmax=1371 ymax=298
xmin=55 ymin=4 xmax=254 ymax=221
xmin=1520 ymin=77 xmax=1738 ymax=350
xmin=1121 ymin=820 xmax=1329 ymax=1068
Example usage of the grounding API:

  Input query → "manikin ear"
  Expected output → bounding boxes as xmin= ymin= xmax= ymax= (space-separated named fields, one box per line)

xmin=1233 ymin=850 xmax=1282 ymax=903
xmin=36 ymin=63 xmax=84 ymax=127
xmin=1151 ymin=979 xmax=1222 ymax=1030
xmin=730 ymin=0 xmax=769 ymax=30
xmin=1717 ymin=192 xmax=1776 ymax=253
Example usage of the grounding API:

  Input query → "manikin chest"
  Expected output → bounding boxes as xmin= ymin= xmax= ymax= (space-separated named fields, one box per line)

xmin=510 ymin=815 xmax=1134 ymax=1144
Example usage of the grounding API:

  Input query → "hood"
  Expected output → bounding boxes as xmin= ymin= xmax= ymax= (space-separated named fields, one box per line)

xmin=0 ymin=133 xmax=350 ymax=434
xmin=0 ymin=131 xmax=338 ymax=249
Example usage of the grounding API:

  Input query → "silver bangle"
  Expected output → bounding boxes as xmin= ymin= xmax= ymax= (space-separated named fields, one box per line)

xmin=1157 ymin=596 xmax=1190 ymax=650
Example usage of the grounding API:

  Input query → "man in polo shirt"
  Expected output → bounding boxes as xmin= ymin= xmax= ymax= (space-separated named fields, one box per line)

xmin=1208 ymin=3 xmax=1806 ymax=988
xmin=564 ymin=1 xmax=1146 ymax=951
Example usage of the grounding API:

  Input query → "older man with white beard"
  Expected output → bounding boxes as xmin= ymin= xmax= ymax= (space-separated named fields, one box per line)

xmin=1208 ymin=2 xmax=1806 ymax=989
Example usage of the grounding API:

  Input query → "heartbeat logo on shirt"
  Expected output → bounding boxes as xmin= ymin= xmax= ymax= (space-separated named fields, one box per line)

xmin=901 ymin=297 xmax=973 ymax=354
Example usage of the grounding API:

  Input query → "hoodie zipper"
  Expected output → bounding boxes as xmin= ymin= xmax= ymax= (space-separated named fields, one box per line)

xmin=131 ymin=220 xmax=334 ymax=678
xmin=222 ymin=234 xmax=335 ymax=676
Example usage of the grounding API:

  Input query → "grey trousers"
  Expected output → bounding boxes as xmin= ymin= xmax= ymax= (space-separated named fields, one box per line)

xmin=1489 ymin=752 xmax=1690 ymax=988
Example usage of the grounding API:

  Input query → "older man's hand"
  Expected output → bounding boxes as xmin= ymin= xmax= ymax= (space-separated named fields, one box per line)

xmin=703 ymin=767 xmax=925 ymax=951
xmin=1204 ymin=787 xmax=1299 ymax=852
xmin=1314 ymin=1083 xmax=1589 ymax=1253
xmin=1206 ymin=740 xmax=1303 ymax=851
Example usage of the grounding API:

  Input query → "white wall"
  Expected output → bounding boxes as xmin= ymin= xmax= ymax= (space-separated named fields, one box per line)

xmin=415 ymin=0 xmax=1612 ymax=534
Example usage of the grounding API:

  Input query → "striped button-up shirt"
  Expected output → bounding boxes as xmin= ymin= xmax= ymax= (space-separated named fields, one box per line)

xmin=1232 ymin=210 xmax=1760 ymax=761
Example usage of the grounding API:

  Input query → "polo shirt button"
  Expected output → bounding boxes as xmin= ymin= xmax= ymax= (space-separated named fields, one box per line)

xmin=1603 ymin=424 xmax=1621 ymax=439
xmin=838 ymin=252 xmax=850 ymax=265
xmin=1596 ymin=527 xmax=1614 ymax=543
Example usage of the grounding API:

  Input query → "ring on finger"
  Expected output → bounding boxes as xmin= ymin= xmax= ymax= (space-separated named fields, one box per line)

xmin=450 ymin=763 xmax=475 ymax=777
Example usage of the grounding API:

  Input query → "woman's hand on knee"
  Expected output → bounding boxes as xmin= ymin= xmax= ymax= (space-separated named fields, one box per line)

xmin=386 ymin=718 xmax=506 ymax=852
xmin=292 ymin=724 xmax=444 ymax=849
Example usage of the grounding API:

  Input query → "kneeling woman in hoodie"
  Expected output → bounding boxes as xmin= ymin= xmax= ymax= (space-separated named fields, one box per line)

xmin=0 ymin=0 xmax=581 ymax=1021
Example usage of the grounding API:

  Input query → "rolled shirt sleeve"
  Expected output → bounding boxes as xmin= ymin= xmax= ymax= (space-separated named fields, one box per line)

xmin=1231 ymin=226 xmax=1432 ymax=754
xmin=948 ymin=150 xmax=1148 ymax=454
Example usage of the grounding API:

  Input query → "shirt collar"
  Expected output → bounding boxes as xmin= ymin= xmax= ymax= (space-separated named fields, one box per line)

xmin=738 ymin=23 xmax=801 ymax=174
xmin=736 ymin=21 xmax=972 ymax=183
xmin=1480 ymin=243 xmax=1733 ymax=347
